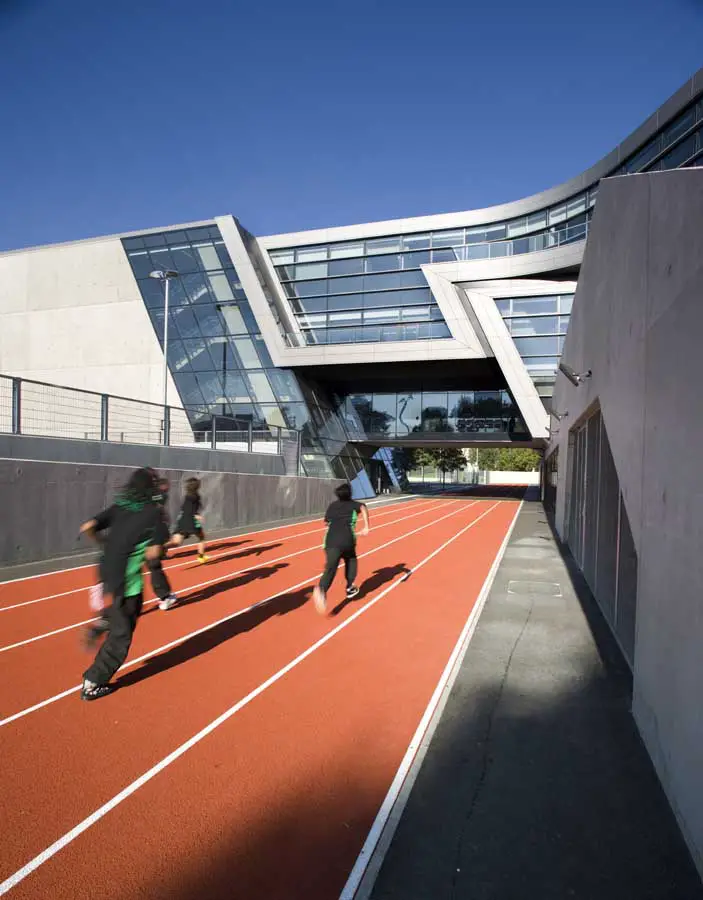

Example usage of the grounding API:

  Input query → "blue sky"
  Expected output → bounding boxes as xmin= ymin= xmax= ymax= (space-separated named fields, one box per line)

xmin=1 ymin=0 xmax=702 ymax=250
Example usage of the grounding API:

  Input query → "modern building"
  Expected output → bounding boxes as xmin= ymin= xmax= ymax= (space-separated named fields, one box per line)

xmin=1 ymin=69 xmax=702 ymax=498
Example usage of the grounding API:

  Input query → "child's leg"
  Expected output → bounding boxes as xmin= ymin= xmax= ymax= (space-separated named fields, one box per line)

xmin=82 ymin=592 xmax=143 ymax=693
xmin=343 ymin=550 xmax=358 ymax=588
xmin=320 ymin=547 xmax=342 ymax=592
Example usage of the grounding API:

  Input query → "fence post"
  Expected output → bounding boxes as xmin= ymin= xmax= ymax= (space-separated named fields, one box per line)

xmin=100 ymin=395 xmax=109 ymax=441
xmin=163 ymin=406 xmax=171 ymax=447
xmin=11 ymin=378 xmax=21 ymax=435
xmin=276 ymin=426 xmax=282 ymax=456
xmin=297 ymin=428 xmax=302 ymax=476
xmin=247 ymin=422 xmax=253 ymax=453
xmin=210 ymin=414 xmax=217 ymax=450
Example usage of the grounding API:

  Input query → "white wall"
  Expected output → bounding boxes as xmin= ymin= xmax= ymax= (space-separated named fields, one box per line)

xmin=0 ymin=237 xmax=180 ymax=406
xmin=550 ymin=169 xmax=703 ymax=876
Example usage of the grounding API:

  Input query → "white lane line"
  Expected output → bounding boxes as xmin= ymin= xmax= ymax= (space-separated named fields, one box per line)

xmin=0 ymin=501 xmax=503 ymax=896
xmin=0 ymin=495 xmax=419 ymax=591
xmin=339 ymin=500 xmax=523 ymax=900
xmin=0 ymin=500 xmax=480 ymax=727
xmin=0 ymin=500 xmax=451 ymax=652
xmin=0 ymin=497 xmax=430 ymax=612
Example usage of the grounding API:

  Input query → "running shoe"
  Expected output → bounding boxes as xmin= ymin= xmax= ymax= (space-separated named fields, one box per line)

xmin=159 ymin=594 xmax=178 ymax=611
xmin=346 ymin=585 xmax=360 ymax=599
xmin=80 ymin=681 xmax=113 ymax=702
xmin=198 ymin=554 xmax=209 ymax=564
xmin=313 ymin=586 xmax=327 ymax=615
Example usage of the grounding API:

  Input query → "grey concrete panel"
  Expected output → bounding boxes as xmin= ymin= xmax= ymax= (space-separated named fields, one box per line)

xmin=0 ymin=458 xmax=336 ymax=567
xmin=549 ymin=168 xmax=703 ymax=877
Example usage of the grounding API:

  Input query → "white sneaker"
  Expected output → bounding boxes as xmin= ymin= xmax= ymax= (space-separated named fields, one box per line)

xmin=159 ymin=594 xmax=178 ymax=611
xmin=312 ymin=586 xmax=327 ymax=615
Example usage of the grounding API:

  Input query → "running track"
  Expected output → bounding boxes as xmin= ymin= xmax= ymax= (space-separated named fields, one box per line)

xmin=0 ymin=495 xmax=521 ymax=899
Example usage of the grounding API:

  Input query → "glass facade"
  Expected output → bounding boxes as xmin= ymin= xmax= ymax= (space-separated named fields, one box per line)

xmin=340 ymin=390 xmax=528 ymax=439
xmin=270 ymin=188 xmax=595 ymax=347
xmin=616 ymin=97 xmax=703 ymax=175
xmin=123 ymin=226 xmax=371 ymax=482
xmin=495 ymin=293 xmax=574 ymax=409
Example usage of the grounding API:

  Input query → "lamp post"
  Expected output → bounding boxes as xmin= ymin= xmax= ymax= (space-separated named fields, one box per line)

xmin=149 ymin=269 xmax=179 ymax=412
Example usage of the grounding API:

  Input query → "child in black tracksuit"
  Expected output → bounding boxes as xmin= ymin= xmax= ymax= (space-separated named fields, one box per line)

xmin=312 ymin=482 xmax=370 ymax=615
xmin=170 ymin=477 xmax=208 ymax=563
xmin=79 ymin=468 xmax=168 ymax=701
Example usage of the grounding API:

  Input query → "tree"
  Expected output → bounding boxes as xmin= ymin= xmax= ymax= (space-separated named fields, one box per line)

xmin=477 ymin=447 xmax=541 ymax=472
xmin=391 ymin=447 xmax=418 ymax=475
xmin=415 ymin=446 xmax=467 ymax=484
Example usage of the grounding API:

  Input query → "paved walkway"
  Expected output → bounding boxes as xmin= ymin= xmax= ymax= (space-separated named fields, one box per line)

xmin=367 ymin=495 xmax=703 ymax=900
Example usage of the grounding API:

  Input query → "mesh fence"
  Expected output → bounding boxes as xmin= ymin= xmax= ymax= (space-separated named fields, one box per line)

xmin=3 ymin=377 xmax=103 ymax=440
xmin=0 ymin=377 xmax=13 ymax=433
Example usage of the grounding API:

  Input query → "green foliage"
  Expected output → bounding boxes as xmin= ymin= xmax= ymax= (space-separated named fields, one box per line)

xmin=477 ymin=447 xmax=541 ymax=472
xmin=391 ymin=447 xmax=419 ymax=474
xmin=414 ymin=447 xmax=467 ymax=473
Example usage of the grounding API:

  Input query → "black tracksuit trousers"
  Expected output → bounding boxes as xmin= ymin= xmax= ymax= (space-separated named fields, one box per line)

xmin=320 ymin=545 xmax=357 ymax=592
xmin=83 ymin=592 xmax=143 ymax=686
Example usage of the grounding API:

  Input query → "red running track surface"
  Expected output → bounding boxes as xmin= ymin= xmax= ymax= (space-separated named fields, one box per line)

xmin=0 ymin=496 xmax=520 ymax=900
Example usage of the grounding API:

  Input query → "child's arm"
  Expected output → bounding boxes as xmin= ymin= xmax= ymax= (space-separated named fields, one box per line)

xmin=358 ymin=504 xmax=370 ymax=536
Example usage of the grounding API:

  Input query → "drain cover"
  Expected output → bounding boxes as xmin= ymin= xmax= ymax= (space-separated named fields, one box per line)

xmin=508 ymin=581 xmax=562 ymax=596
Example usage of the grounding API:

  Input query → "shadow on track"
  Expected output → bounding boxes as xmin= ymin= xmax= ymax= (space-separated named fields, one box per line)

xmin=116 ymin=577 xmax=311 ymax=692
xmin=205 ymin=543 xmax=283 ymax=565
xmin=329 ymin=563 xmax=411 ymax=617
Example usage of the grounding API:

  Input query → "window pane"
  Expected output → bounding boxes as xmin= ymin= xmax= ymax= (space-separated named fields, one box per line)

xmin=513 ymin=336 xmax=560 ymax=356
xmin=430 ymin=321 xmax=451 ymax=338
xmin=270 ymin=250 xmax=295 ymax=265
xmin=466 ymin=244 xmax=490 ymax=260
xmin=371 ymin=394 xmax=397 ymax=435
xmin=527 ymin=210 xmax=547 ymax=231
xmin=510 ymin=315 xmax=559 ymax=336
xmin=431 ymin=230 xmax=464 ymax=247
xmin=219 ymin=303 xmax=248 ymax=334
xmin=402 ymin=234 xmax=430 ymax=251
xmin=328 ymin=241 xmax=364 ymax=259
xmin=559 ymin=294 xmax=574 ymax=314
xmin=197 ymin=371 xmax=226 ymax=404
xmin=169 ymin=245 xmax=201 ymax=273
xmin=138 ymin=277 xmax=167 ymax=309
xmin=268 ymin=369 xmax=303 ymax=403
xmin=296 ymin=246 xmax=328 ymax=262
xmin=558 ymin=315 xmax=571 ymax=332
xmin=364 ymin=272 xmax=402 ymax=291
xmin=174 ymin=372 xmax=205 ymax=408
xmin=327 ymin=293 xmax=363 ymax=310
xmin=401 ymin=305 xmax=430 ymax=321
xmin=548 ymin=204 xmax=567 ymax=225
xmin=431 ymin=248 xmax=457 ymax=263
xmin=511 ymin=296 xmax=558 ymax=315
xmin=380 ymin=324 xmax=402 ymax=341
xmin=395 ymin=393 xmax=421 ymax=434
xmin=401 ymin=250 xmax=431 ymax=268
xmin=184 ymin=339 xmax=217 ymax=370
xmin=149 ymin=246 xmax=176 ymax=271
xmin=222 ymin=371 xmax=252 ymax=403
xmin=183 ymin=272 xmax=212 ymax=304
xmin=662 ymin=108 xmax=696 ymax=149
xmin=485 ymin=223 xmax=507 ymax=241
xmin=524 ymin=356 xmax=559 ymax=374
xmin=364 ymin=308 xmax=401 ymax=324
xmin=566 ymin=194 xmax=587 ymax=217
xmin=400 ymin=269 xmax=428 ymax=288
xmin=233 ymin=337 xmax=261 ymax=368
xmin=208 ymin=272 xmax=235 ymax=302
xmin=246 ymin=371 xmax=276 ymax=404
xmin=329 ymin=275 xmax=364 ymax=294
xmin=192 ymin=304 xmax=224 ymax=336
xmin=365 ymin=253 xmax=402 ymax=273
xmin=166 ymin=340 xmax=191 ymax=373
xmin=661 ymin=133 xmax=697 ymax=169
xmin=196 ymin=243 xmax=221 ymax=270
xmin=171 ymin=307 xmax=201 ymax=339
xmin=329 ymin=309 xmax=362 ymax=325
xmin=127 ymin=251 xmax=154 ymax=279
xmin=213 ymin=242 xmax=233 ymax=268
xmin=328 ymin=257 xmax=364 ymax=277
xmin=295 ymin=261 xmax=328 ymax=280
xmin=366 ymin=236 xmax=402 ymax=255
xmin=489 ymin=241 xmax=509 ymax=258
xmin=495 ymin=298 xmax=511 ymax=315
xmin=507 ymin=217 xmax=527 ymax=238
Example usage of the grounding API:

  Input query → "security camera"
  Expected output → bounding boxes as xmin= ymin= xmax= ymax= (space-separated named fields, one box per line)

xmin=559 ymin=363 xmax=592 ymax=387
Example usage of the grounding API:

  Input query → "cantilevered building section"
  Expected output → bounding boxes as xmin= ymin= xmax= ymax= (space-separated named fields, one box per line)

xmin=1 ymin=68 xmax=702 ymax=492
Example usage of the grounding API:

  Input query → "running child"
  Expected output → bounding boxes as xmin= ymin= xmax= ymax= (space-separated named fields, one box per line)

xmin=170 ymin=477 xmax=208 ymax=563
xmin=147 ymin=473 xmax=178 ymax=611
xmin=312 ymin=482 xmax=370 ymax=616
xmin=79 ymin=467 xmax=169 ymax=701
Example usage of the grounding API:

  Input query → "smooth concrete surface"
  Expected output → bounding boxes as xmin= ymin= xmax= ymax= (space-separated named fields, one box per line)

xmin=369 ymin=500 xmax=703 ymax=900
xmin=0 ymin=236 xmax=181 ymax=406
xmin=0 ymin=457 xmax=336 ymax=567
xmin=550 ymin=168 xmax=703 ymax=875
xmin=0 ymin=433 xmax=286 ymax=475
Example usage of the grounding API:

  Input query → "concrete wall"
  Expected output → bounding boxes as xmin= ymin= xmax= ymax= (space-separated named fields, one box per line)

xmin=0 ymin=456 xmax=335 ymax=567
xmin=0 ymin=237 xmax=180 ymax=406
xmin=549 ymin=169 xmax=703 ymax=876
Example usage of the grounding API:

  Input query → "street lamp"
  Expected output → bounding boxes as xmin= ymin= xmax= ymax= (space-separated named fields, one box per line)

xmin=149 ymin=269 xmax=179 ymax=412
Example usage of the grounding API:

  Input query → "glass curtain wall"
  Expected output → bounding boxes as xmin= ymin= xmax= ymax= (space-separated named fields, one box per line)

xmin=122 ymin=226 xmax=362 ymax=480
xmin=495 ymin=293 xmax=574 ymax=409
